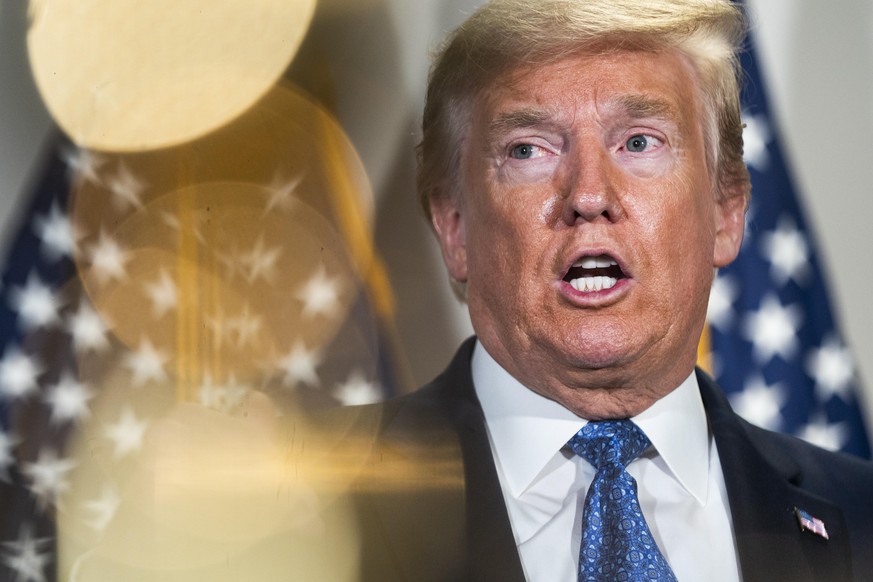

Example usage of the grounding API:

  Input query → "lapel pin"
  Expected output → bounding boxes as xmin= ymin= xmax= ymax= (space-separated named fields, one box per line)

xmin=794 ymin=507 xmax=830 ymax=540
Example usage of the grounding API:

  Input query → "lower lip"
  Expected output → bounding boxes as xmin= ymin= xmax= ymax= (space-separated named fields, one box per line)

xmin=558 ymin=278 xmax=631 ymax=304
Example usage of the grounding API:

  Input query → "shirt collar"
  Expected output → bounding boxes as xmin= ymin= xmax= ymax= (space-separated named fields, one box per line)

xmin=472 ymin=340 xmax=710 ymax=505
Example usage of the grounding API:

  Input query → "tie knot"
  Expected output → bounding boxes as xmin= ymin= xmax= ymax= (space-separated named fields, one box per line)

xmin=567 ymin=420 xmax=650 ymax=470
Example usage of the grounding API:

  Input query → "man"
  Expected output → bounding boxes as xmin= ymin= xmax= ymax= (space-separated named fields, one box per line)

xmin=336 ymin=1 xmax=873 ymax=580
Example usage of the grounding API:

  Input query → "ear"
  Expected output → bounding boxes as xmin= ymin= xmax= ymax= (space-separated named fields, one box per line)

xmin=430 ymin=194 xmax=468 ymax=283
xmin=712 ymin=185 xmax=748 ymax=268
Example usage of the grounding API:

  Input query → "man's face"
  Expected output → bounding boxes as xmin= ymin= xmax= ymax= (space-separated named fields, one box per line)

xmin=431 ymin=50 xmax=746 ymax=419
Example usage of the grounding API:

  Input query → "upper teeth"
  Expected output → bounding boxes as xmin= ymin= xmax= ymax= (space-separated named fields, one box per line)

xmin=573 ymin=257 xmax=617 ymax=269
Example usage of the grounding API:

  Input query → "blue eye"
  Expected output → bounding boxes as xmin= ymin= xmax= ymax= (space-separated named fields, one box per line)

xmin=626 ymin=135 xmax=648 ymax=152
xmin=511 ymin=144 xmax=536 ymax=159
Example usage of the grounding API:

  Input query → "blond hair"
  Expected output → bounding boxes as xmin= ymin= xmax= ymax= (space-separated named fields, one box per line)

xmin=417 ymin=0 xmax=750 ymax=221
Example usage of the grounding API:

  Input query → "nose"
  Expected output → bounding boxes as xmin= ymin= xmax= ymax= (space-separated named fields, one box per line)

xmin=561 ymin=146 xmax=623 ymax=226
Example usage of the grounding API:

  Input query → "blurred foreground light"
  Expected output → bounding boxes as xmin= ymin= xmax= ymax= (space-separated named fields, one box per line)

xmin=66 ymin=83 xmax=378 ymax=399
xmin=27 ymin=0 xmax=316 ymax=151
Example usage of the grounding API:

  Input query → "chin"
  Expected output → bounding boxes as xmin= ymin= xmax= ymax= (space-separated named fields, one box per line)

xmin=553 ymin=385 xmax=656 ymax=421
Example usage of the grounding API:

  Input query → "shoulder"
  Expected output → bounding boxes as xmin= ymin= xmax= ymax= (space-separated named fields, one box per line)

xmin=744 ymin=420 xmax=873 ymax=496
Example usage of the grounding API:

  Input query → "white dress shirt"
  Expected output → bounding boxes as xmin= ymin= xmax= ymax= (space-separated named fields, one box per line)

xmin=471 ymin=341 xmax=742 ymax=582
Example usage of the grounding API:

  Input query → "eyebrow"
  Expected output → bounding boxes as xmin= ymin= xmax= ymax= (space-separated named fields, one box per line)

xmin=616 ymin=95 xmax=678 ymax=121
xmin=488 ymin=108 xmax=556 ymax=136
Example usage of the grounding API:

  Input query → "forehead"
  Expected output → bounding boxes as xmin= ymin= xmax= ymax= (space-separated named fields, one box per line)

xmin=472 ymin=49 xmax=704 ymax=130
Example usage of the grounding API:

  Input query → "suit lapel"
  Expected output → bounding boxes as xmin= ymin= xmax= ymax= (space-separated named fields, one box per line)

xmin=698 ymin=370 xmax=852 ymax=581
xmin=436 ymin=338 xmax=527 ymax=582
xmin=367 ymin=338 xmax=526 ymax=582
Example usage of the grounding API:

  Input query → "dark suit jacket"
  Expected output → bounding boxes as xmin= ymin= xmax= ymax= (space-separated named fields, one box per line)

xmin=338 ymin=338 xmax=873 ymax=581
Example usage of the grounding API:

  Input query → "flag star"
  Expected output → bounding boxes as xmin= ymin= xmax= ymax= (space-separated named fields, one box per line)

xmin=205 ymin=308 xmax=232 ymax=348
xmin=197 ymin=375 xmax=249 ymax=412
xmin=729 ymin=375 xmax=786 ymax=431
xmin=797 ymin=416 xmax=848 ymax=452
xmin=33 ymin=202 xmax=78 ymax=261
xmin=297 ymin=266 xmax=343 ymax=319
xmin=278 ymin=341 xmax=322 ymax=388
xmin=87 ymin=231 xmax=130 ymax=286
xmin=0 ymin=349 xmax=43 ymax=401
xmin=707 ymin=274 xmax=738 ymax=331
xmin=105 ymin=162 xmax=147 ymax=212
xmin=0 ymin=430 xmax=19 ymax=482
xmin=67 ymin=301 xmax=111 ymax=354
xmin=761 ymin=217 xmax=810 ymax=285
xmin=265 ymin=172 xmax=303 ymax=215
xmin=242 ymin=237 xmax=282 ymax=284
xmin=334 ymin=370 xmax=382 ymax=406
xmin=216 ymin=247 xmax=246 ymax=282
xmin=124 ymin=338 xmax=169 ymax=387
xmin=21 ymin=449 xmax=76 ymax=510
xmin=161 ymin=211 xmax=181 ymax=232
xmin=742 ymin=294 xmax=803 ymax=364
xmin=0 ymin=524 xmax=52 ymax=582
xmin=62 ymin=147 xmax=106 ymax=185
xmin=82 ymin=485 xmax=121 ymax=532
xmin=8 ymin=273 xmax=61 ymax=331
xmin=103 ymin=407 xmax=149 ymax=459
xmin=143 ymin=270 xmax=178 ymax=319
xmin=229 ymin=304 xmax=263 ymax=349
xmin=43 ymin=373 xmax=94 ymax=425
xmin=742 ymin=112 xmax=771 ymax=172
xmin=806 ymin=337 xmax=855 ymax=402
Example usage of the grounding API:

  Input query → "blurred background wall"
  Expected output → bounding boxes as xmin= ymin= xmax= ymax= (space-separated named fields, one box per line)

xmin=1 ymin=0 xmax=871 ymax=421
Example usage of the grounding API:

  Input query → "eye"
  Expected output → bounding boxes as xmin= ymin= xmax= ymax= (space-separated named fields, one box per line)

xmin=625 ymin=134 xmax=649 ymax=153
xmin=510 ymin=143 xmax=538 ymax=159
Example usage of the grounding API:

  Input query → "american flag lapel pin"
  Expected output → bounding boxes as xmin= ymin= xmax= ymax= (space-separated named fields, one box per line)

xmin=794 ymin=507 xmax=830 ymax=540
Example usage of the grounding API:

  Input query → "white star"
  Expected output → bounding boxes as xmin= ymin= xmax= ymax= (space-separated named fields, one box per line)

xmin=229 ymin=304 xmax=263 ymax=349
xmin=62 ymin=147 xmax=106 ymax=185
xmin=216 ymin=246 xmax=246 ymax=282
xmin=761 ymin=217 xmax=810 ymax=286
xmin=797 ymin=415 xmax=848 ymax=452
xmin=729 ymin=375 xmax=787 ymax=431
xmin=124 ymin=338 xmax=169 ymax=387
xmin=87 ymin=231 xmax=130 ymax=286
xmin=297 ymin=266 xmax=343 ymax=319
xmin=197 ymin=375 xmax=250 ymax=412
xmin=264 ymin=171 xmax=303 ymax=215
xmin=32 ymin=202 xmax=78 ymax=261
xmin=143 ymin=270 xmax=177 ymax=319
xmin=105 ymin=162 xmax=147 ymax=212
xmin=706 ymin=274 xmax=738 ymax=331
xmin=82 ymin=485 xmax=121 ymax=532
xmin=0 ymin=349 xmax=43 ymax=400
xmin=43 ymin=373 xmax=94 ymax=425
xmin=742 ymin=294 xmax=803 ymax=364
xmin=278 ymin=341 xmax=321 ymax=388
xmin=242 ymin=237 xmax=282 ymax=284
xmin=205 ymin=308 xmax=232 ymax=348
xmin=742 ymin=112 xmax=771 ymax=172
xmin=0 ymin=524 xmax=52 ymax=582
xmin=103 ymin=407 xmax=149 ymax=459
xmin=67 ymin=301 xmax=111 ymax=354
xmin=8 ymin=273 xmax=61 ymax=331
xmin=0 ymin=430 xmax=19 ymax=482
xmin=334 ymin=370 xmax=382 ymax=406
xmin=21 ymin=449 xmax=76 ymax=510
xmin=806 ymin=337 xmax=855 ymax=402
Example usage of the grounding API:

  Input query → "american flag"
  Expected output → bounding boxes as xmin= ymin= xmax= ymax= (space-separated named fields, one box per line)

xmin=795 ymin=508 xmax=830 ymax=540
xmin=703 ymin=23 xmax=871 ymax=458
xmin=0 ymin=84 xmax=403 ymax=581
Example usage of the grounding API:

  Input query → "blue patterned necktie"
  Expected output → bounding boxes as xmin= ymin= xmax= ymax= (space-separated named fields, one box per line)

xmin=567 ymin=420 xmax=678 ymax=582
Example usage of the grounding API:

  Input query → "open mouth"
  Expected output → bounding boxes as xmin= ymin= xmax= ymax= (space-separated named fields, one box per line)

xmin=563 ymin=255 xmax=627 ymax=292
